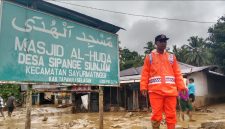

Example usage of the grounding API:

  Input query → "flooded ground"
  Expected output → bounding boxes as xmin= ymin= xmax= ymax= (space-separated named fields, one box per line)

xmin=0 ymin=104 xmax=225 ymax=129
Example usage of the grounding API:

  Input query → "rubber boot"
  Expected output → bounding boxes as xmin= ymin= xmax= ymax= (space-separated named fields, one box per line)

xmin=167 ymin=123 xmax=175 ymax=129
xmin=152 ymin=121 xmax=160 ymax=129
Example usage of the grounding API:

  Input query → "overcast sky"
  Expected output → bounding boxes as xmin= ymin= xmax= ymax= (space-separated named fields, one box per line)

xmin=48 ymin=0 xmax=225 ymax=55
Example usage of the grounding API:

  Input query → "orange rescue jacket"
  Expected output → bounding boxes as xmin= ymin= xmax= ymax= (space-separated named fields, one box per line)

xmin=140 ymin=50 xmax=186 ymax=96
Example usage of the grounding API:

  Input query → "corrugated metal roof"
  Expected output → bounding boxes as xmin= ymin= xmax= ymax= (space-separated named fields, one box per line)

xmin=136 ymin=66 xmax=142 ymax=75
xmin=119 ymin=65 xmax=221 ymax=82
xmin=7 ymin=0 xmax=123 ymax=34
xmin=21 ymin=84 xmax=57 ymax=91
xmin=181 ymin=66 xmax=213 ymax=74
xmin=208 ymin=70 xmax=225 ymax=77
xmin=120 ymin=67 xmax=139 ymax=77
xmin=120 ymin=63 xmax=221 ymax=82
xmin=120 ymin=75 xmax=141 ymax=83
xmin=178 ymin=62 xmax=195 ymax=70
xmin=120 ymin=62 xmax=196 ymax=77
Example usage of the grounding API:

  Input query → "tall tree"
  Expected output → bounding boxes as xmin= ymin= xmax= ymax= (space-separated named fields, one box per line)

xmin=208 ymin=16 xmax=225 ymax=73
xmin=120 ymin=48 xmax=143 ymax=70
xmin=0 ymin=84 xmax=21 ymax=101
xmin=144 ymin=41 xmax=155 ymax=55
xmin=183 ymin=36 xmax=210 ymax=66
xmin=172 ymin=45 xmax=189 ymax=63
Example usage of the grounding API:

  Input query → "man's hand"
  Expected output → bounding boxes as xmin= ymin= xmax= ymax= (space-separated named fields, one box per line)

xmin=141 ymin=90 xmax=148 ymax=97
xmin=180 ymin=88 xmax=187 ymax=94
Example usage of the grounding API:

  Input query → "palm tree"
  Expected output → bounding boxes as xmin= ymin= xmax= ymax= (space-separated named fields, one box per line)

xmin=144 ymin=41 xmax=155 ymax=55
xmin=172 ymin=45 xmax=189 ymax=63
xmin=184 ymin=36 xmax=210 ymax=66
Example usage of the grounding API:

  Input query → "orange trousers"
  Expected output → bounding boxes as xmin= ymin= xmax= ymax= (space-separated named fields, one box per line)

xmin=149 ymin=93 xmax=177 ymax=129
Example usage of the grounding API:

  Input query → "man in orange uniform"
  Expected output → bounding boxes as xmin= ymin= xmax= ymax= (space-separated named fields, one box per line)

xmin=140 ymin=34 xmax=186 ymax=129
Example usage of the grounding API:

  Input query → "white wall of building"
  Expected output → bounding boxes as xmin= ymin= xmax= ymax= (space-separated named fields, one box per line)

xmin=187 ymin=71 xmax=208 ymax=96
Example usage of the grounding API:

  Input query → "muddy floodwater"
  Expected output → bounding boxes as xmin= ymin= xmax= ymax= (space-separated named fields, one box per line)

xmin=1 ymin=104 xmax=225 ymax=129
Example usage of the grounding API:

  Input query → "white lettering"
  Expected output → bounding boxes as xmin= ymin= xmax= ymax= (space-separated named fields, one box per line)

xmin=70 ymin=48 xmax=84 ymax=60
xmin=49 ymin=57 xmax=81 ymax=69
xmin=85 ymin=62 xmax=110 ymax=72
xmin=18 ymin=53 xmax=44 ymax=66
xmin=25 ymin=66 xmax=67 ymax=76
xmin=37 ymin=41 xmax=45 ymax=54
xmin=68 ymin=70 xmax=106 ymax=78
xmin=14 ymin=36 xmax=64 ymax=57
xmin=89 ymin=51 xmax=111 ymax=63
xmin=15 ymin=37 xmax=27 ymax=51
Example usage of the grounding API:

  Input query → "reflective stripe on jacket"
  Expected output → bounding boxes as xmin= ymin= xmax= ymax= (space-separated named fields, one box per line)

xmin=140 ymin=50 xmax=186 ymax=96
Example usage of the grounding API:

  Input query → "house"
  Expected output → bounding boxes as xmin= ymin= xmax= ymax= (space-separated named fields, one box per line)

xmin=181 ymin=63 xmax=225 ymax=107
xmin=120 ymin=62 xmax=225 ymax=109
xmin=20 ymin=84 xmax=122 ymax=113
xmin=21 ymin=84 xmax=72 ymax=106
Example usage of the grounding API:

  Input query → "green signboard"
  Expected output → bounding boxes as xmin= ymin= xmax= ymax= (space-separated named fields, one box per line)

xmin=0 ymin=2 xmax=119 ymax=86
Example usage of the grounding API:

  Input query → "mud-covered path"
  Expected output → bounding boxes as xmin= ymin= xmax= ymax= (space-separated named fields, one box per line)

xmin=0 ymin=104 xmax=225 ymax=129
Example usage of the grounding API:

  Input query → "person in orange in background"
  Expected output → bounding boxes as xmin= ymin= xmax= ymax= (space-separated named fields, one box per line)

xmin=140 ymin=34 xmax=186 ymax=129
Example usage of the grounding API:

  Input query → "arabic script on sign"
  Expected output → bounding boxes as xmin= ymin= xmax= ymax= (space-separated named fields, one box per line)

xmin=11 ymin=16 xmax=74 ymax=39
xmin=76 ymin=32 xmax=113 ymax=48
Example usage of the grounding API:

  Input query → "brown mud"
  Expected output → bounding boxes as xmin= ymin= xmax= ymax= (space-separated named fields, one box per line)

xmin=0 ymin=104 xmax=225 ymax=129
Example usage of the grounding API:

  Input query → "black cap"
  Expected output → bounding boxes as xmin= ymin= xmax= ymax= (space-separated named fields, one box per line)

xmin=155 ymin=34 xmax=169 ymax=42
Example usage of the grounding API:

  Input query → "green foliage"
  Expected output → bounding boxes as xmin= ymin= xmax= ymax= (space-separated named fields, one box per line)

xmin=144 ymin=41 xmax=155 ymax=55
xmin=0 ymin=84 xmax=21 ymax=101
xmin=120 ymin=48 xmax=143 ymax=70
xmin=184 ymin=36 xmax=212 ymax=66
xmin=208 ymin=16 xmax=225 ymax=73
xmin=172 ymin=45 xmax=189 ymax=63
xmin=172 ymin=36 xmax=212 ymax=66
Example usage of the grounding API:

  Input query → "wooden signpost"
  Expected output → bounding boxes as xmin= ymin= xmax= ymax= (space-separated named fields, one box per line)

xmin=0 ymin=1 xmax=119 ymax=129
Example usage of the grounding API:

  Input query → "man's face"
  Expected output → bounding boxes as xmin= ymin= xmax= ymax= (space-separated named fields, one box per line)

xmin=156 ymin=40 xmax=167 ymax=51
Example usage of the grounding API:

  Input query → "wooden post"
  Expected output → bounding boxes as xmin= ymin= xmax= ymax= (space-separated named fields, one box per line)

xmin=25 ymin=84 xmax=32 ymax=129
xmin=71 ymin=92 xmax=76 ymax=114
xmin=117 ymin=87 xmax=119 ymax=106
xmin=36 ymin=93 xmax=40 ymax=106
xmin=110 ymin=87 xmax=111 ymax=106
xmin=54 ymin=93 xmax=58 ymax=106
xmin=88 ymin=92 xmax=91 ymax=112
xmin=99 ymin=86 xmax=104 ymax=129
xmin=133 ymin=90 xmax=135 ymax=110
xmin=124 ymin=86 xmax=126 ymax=109
xmin=137 ymin=91 xmax=139 ymax=110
